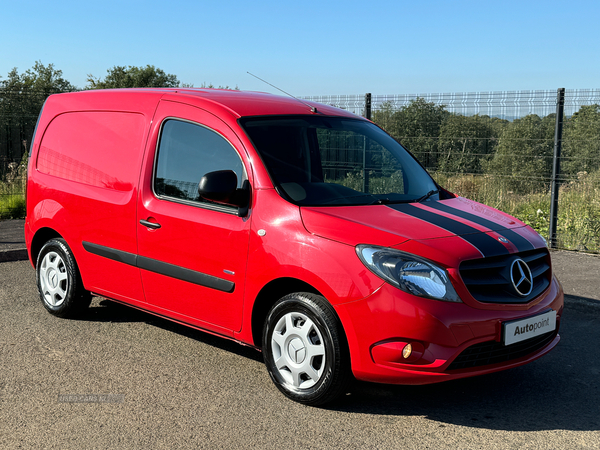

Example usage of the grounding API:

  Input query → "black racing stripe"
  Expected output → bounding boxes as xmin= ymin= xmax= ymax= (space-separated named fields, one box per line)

xmin=388 ymin=204 xmax=509 ymax=258
xmin=83 ymin=241 xmax=234 ymax=293
xmin=425 ymin=202 xmax=535 ymax=252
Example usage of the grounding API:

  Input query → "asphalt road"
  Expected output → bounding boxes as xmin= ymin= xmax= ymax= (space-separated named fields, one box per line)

xmin=1 ymin=260 xmax=599 ymax=449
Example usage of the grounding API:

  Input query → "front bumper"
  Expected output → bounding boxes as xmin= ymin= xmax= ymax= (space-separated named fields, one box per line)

xmin=335 ymin=275 xmax=564 ymax=385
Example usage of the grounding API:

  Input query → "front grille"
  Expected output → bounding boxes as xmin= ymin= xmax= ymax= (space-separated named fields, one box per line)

xmin=459 ymin=248 xmax=551 ymax=304
xmin=447 ymin=331 xmax=557 ymax=371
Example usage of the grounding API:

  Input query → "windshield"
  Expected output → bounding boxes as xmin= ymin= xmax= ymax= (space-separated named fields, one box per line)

xmin=240 ymin=116 xmax=439 ymax=206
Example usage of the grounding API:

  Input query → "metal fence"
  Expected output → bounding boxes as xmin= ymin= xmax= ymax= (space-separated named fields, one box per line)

xmin=303 ymin=89 xmax=600 ymax=120
xmin=2 ymin=88 xmax=599 ymax=253
xmin=303 ymin=89 xmax=600 ymax=253
xmin=0 ymin=88 xmax=65 ymax=220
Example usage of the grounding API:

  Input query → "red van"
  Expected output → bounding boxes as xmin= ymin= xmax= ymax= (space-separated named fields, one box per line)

xmin=25 ymin=89 xmax=563 ymax=405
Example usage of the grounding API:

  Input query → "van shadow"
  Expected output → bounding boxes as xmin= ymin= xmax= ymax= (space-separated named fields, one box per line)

xmin=80 ymin=297 xmax=598 ymax=431
xmin=81 ymin=297 xmax=263 ymax=363
xmin=330 ymin=307 xmax=600 ymax=432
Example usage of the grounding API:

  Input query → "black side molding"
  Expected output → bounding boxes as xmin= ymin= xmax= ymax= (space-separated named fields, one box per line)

xmin=82 ymin=242 xmax=138 ymax=266
xmin=137 ymin=256 xmax=234 ymax=293
xmin=82 ymin=241 xmax=235 ymax=293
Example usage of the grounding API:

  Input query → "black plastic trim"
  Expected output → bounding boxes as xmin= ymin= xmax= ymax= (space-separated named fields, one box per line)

xmin=137 ymin=256 xmax=234 ymax=293
xmin=82 ymin=242 xmax=138 ymax=266
xmin=447 ymin=330 xmax=557 ymax=371
xmin=82 ymin=241 xmax=234 ymax=293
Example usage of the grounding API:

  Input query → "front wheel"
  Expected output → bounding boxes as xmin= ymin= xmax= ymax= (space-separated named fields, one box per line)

xmin=36 ymin=238 xmax=91 ymax=318
xmin=262 ymin=293 xmax=350 ymax=406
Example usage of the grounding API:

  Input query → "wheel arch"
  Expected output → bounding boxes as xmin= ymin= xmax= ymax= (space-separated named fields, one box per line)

xmin=30 ymin=227 xmax=62 ymax=266
xmin=251 ymin=277 xmax=323 ymax=349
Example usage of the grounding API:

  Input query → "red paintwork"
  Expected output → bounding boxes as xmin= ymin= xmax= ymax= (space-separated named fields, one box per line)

xmin=26 ymin=88 xmax=564 ymax=387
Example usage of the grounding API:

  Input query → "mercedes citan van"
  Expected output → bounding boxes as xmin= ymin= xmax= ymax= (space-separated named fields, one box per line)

xmin=26 ymin=89 xmax=563 ymax=405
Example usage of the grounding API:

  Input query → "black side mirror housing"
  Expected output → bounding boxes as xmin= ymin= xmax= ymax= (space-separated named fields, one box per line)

xmin=198 ymin=170 xmax=250 ymax=215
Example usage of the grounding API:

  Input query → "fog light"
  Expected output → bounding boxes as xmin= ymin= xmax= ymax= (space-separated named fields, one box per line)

xmin=371 ymin=340 xmax=425 ymax=365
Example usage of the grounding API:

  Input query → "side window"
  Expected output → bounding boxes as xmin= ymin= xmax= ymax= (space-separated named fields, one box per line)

xmin=154 ymin=119 xmax=245 ymax=205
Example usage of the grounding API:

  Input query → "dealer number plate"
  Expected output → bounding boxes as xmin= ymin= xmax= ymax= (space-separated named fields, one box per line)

xmin=503 ymin=310 xmax=557 ymax=346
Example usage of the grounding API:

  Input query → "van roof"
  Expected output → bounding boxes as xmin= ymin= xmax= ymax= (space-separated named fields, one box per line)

xmin=167 ymin=88 xmax=358 ymax=118
xmin=49 ymin=88 xmax=360 ymax=119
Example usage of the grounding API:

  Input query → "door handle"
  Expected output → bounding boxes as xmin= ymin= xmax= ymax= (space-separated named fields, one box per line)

xmin=140 ymin=219 xmax=161 ymax=229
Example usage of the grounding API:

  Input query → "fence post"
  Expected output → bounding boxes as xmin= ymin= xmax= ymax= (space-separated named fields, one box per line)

xmin=548 ymin=88 xmax=565 ymax=249
xmin=361 ymin=94 xmax=372 ymax=192
xmin=364 ymin=93 xmax=372 ymax=120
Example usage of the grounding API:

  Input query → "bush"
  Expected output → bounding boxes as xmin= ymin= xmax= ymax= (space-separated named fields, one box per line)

xmin=0 ymin=154 xmax=27 ymax=219
xmin=0 ymin=194 xmax=25 ymax=219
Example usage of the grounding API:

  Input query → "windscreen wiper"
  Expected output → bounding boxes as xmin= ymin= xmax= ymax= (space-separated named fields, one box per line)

xmin=414 ymin=189 xmax=440 ymax=203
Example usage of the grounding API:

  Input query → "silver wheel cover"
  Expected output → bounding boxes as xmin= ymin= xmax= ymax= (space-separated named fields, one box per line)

xmin=39 ymin=251 xmax=68 ymax=307
xmin=271 ymin=311 xmax=326 ymax=390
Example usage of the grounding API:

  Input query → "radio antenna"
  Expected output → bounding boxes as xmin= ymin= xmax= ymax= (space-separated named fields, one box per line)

xmin=247 ymin=72 xmax=318 ymax=114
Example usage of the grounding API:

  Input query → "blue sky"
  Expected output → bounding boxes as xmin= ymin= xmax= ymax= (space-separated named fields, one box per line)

xmin=1 ymin=0 xmax=598 ymax=95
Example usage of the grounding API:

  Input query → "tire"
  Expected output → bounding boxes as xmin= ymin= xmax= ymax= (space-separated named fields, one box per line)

xmin=262 ymin=292 xmax=350 ymax=406
xmin=36 ymin=238 xmax=91 ymax=318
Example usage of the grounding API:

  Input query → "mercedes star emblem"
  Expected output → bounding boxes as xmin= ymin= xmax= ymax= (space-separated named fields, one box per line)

xmin=510 ymin=258 xmax=533 ymax=296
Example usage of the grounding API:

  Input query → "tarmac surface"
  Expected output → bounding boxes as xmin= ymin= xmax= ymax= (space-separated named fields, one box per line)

xmin=0 ymin=219 xmax=27 ymax=262
xmin=1 ymin=218 xmax=599 ymax=449
xmin=2 ymin=218 xmax=598 ymax=306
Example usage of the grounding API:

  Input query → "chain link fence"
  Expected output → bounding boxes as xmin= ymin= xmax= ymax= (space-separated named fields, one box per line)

xmin=2 ymin=88 xmax=599 ymax=252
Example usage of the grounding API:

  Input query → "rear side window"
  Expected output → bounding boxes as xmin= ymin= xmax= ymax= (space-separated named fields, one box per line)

xmin=36 ymin=112 xmax=146 ymax=191
xmin=154 ymin=119 xmax=245 ymax=204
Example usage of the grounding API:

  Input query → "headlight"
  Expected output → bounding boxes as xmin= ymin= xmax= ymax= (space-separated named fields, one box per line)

xmin=537 ymin=231 xmax=548 ymax=248
xmin=356 ymin=245 xmax=461 ymax=302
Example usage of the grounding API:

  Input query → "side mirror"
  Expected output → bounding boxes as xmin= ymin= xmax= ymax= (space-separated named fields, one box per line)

xmin=198 ymin=170 xmax=250 ymax=214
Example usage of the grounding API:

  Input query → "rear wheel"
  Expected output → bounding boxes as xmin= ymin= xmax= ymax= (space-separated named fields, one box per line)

xmin=262 ymin=292 xmax=350 ymax=406
xmin=36 ymin=238 xmax=91 ymax=318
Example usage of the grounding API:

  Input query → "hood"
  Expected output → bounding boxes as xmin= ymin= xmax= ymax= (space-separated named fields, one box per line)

xmin=300 ymin=197 xmax=544 ymax=258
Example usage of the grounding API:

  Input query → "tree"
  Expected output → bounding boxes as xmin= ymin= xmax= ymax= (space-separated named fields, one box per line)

xmin=86 ymin=65 xmax=180 ymax=89
xmin=437 ymin=114 xmax=497 ymax=175
xmin=484 ymin=114 xmax=555 ymax=194
xmin=372 ymin=98 xmax=450 ymax=170
xmin=561 ymin=104 xmax=600 ymax=177
xmin=0 ymin=61 xmax=75 ymax=178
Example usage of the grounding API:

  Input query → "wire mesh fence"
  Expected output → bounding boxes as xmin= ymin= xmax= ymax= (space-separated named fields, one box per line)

xmin=304 ymin=89 xmax=600 ymax=253
xmin=2 ymin=88 xmax=599 ymax=252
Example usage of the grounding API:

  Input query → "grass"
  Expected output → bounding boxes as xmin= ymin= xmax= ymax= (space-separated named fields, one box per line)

xmin=0 ymin=182 xmax=26 ymax=220
xmin=0 ymin=156 xmax=27 ymax=220
xmin=433 ymin=170 xmax=600 ymax=253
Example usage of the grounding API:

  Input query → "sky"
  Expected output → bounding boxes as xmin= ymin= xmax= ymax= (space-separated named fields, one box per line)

xmin=1 ymin=0 xmax=599 ymax=96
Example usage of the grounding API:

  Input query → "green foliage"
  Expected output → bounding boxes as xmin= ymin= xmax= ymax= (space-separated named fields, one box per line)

xmin=0 ymin=61 xmax=75 ymax=94
xmin=327 ymin=170 xmax=405 ymax=195
xmin=555 ymin=170 xmax=600 ymax=251
xmin=562 ymin=104 xmax=600 ymax=177
xmin=0 ymin=193 xmax=26 ymax=219
xmin=86 ymin=65 xmax=180 ymax=89
xmin=198 ymin=82 xmax=239 ymax=90
xmin=433 ymin=169 xmax=600 ymax=253
xmin=483 ymin=114 xmax=555 ymax=194
xmin=437 ymin=114 xmax=498 ymax=174
xmin=372 ymin=98 xmax=450 ymax=169
xmin=0 ymin=62 xmax=75 ymax=180
xmin=0 ymin=61 xmax=75 ymax=132
xmin=0 ymin=154 xmax=27 ymax=219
